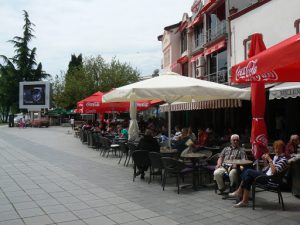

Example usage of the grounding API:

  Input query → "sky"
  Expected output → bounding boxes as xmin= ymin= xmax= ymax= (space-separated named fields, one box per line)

xmin=0 ymin=0 xmax=195 ymax=78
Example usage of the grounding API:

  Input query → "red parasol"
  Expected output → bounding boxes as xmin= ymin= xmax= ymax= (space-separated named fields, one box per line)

xmin=77 ymin=92 xmax=155 ymax=114
xmin=248 ymin=34 xmax=269 ymax=159
xmin=231 ymin=33 xmax=300 ymax=159
xmin=231 ymin=33 xmax=300 ymax=83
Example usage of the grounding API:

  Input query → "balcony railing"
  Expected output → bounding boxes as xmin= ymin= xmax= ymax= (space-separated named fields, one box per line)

xmin=202 ymin=69 xmax=228 ymax=84
xmin=207 ymin=20 xmax=227 ymax=42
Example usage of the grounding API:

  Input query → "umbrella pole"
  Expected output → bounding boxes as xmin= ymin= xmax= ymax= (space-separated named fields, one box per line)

xmin=168 ymin=102 xmax=171 ymax=148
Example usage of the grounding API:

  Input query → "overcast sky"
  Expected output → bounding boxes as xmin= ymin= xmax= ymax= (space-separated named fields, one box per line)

xmin=0 ymin=0 xmax=194 ymax=78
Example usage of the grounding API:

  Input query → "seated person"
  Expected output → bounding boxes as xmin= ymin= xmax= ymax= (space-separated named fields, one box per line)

xmin=117 ymin=124 xmax=128 ymax=139
xmin=230 ymin=140 xmax=288 ymax=207
xmin=197 ymin=128 xmax=208 ymax=147
xmin=187 ymin=127 xmax=197 ymax=142
xmin=285 ymin=134 xmax=299 ymax=159
xmin=172 ymin=125 xmax=182 ymax=141
xmin=172 ymin=128 xmax=190 ymax=152
xmin=136 ymin=129 xmax=160 ymax=179
xmin=213 ymin=134 xmax=246 ymax=193
xmin=137 ymin=129 xmax=160 ymax=153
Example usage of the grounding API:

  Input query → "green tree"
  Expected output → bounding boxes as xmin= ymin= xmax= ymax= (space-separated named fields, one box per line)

xmin=52 ymin=55 xmax=141 ymax=110
xmin=0 ymin=10 xmax=48 ymax=121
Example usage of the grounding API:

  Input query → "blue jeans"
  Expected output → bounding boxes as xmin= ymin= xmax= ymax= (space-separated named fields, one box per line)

xmin=241 ymin=169 xmax=265 ymax=190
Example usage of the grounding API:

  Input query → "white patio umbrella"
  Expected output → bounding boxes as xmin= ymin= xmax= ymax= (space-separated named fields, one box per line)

xmin=103 ymin=71 xmax=250 ymax=146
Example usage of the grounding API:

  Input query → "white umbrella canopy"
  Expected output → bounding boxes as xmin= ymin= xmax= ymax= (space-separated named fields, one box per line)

xmin=102 ymin=72 xmax=250 ymax=103
xmin=103 ymin=72 xmax=250 ymax=146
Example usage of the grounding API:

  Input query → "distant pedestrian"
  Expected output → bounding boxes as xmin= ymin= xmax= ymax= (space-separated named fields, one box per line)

xmin=70 ymin=117 xmax=75 ymax=130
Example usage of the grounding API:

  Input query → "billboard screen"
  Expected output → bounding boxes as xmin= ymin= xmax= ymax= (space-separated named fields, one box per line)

xmin=19 ymin=81 xmax=50 ymax=109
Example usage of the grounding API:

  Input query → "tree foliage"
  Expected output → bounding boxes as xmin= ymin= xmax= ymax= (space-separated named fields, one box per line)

xmin=52 ymin=55 xmax=141 ymax=109
xmin=0 ymin=10 xmax=48 ymax=121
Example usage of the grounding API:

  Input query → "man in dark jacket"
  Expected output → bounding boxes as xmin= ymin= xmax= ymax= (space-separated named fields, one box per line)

xmin=137 ymin=129 xmax=160 ymax=153
xmin=136 ymin=129 xmax=160 ymax=179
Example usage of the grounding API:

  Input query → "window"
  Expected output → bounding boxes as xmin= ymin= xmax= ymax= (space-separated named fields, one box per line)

xmin=194 ymin=23 xmax=204 ymax=48
xmin=182 ymin=62 xmax=189 ymax=76
xmin=181 ymin=31 xmax=187 ymax=53
xmin=207 ymin=3 xmax=226 ymax=41
xmin=207 ymin=49 xmax=227 ymax=83
xmin=243 ymin=35 xmax=252 ymax=60
xmin=295 ymin=19 xmax=300 ymax=34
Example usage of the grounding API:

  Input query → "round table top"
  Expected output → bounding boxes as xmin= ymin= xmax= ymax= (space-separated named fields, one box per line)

xmin=182 ymin=152 xmax=207 ymax=159
xmin=223 ymin=159 xmax=253 ymax=165
xmin=160 ymin=148 xmax=178 ymax=154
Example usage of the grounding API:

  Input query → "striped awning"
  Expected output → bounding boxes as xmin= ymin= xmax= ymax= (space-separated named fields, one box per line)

xmin=159 ymin=99 xmax=242 ymax=112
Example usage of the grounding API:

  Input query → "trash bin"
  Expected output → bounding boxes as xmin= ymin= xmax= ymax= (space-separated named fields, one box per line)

xmin=292 ymin=158 xmax=300 ymax=197
xmin=8 ymin=114 xmax=14 ymax=127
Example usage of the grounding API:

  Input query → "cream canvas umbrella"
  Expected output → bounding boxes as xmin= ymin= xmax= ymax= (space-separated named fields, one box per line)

xmin=103 ymin=72 xmax=250 ymax=145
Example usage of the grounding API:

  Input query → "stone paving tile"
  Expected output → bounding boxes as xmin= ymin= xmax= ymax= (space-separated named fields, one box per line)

xmin=0 ymin=203 xmax=15 ymax=212
xmin=129 ymin=209 xmax=160 ymax=220
xmin=95 ymin=205 xmax=124 ymax=215
xmin=40 ymin=204 xmax=69 ymax=214
xmin=83 ymin=215 xmax=116 ymax=225
xmin=57 ymin=220 xmax=87 ymax=225
xmin=144 ymin=216 xmax=179 ymax=225
xmin=72 ymin=208 xmax=102 ymax=219
xmin=17 ymin=207 xmax=45 ymax=218
xmin=48 ymin=211 xmax=79 ymax=223
xmin=122 ymin=221 xmax=151 ymax=225
xmin=0 ymin=209 xmax=20 ymax=222
xmin=0 ymin=219 xmax=25 ymax=225
xmin=64 ymin=202 xmax=91 ymax=211
xmin=23 ymin=215 xmax=54 ymax=225
xmin=107 ymin=211 xmax=139 ymax=223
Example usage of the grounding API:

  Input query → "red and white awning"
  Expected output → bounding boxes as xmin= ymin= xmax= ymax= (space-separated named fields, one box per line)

xmin=204 ymin=39 xmax=226 ymax=56
xmin=159 ymin=99 xmax=242 ymax=112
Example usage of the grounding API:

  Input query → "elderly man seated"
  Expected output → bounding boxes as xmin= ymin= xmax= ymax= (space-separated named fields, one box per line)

xmin=213 ymin=134 xmax=246 ymax=193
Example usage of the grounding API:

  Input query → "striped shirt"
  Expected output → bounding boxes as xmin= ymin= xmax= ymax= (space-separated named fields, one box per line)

xmin=264 ymin=154 xmax=288 ymax=176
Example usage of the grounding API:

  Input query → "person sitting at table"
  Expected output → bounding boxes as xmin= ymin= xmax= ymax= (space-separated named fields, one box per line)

xmin=197 ymin=128 xmax=208 ymax=147
xmin=213 ymin=134 xmax=247 ymax=194
xmin=187 ymin=127 xmax=197 ymax=142
xmin=135 ymin=129 xmax=160 ymax=179
xmin=172 ymin=125 xmax=182 ymax=141
xmin=117 ymin=124 xmax=128 ymax=139
xmin=229 ymin=139 xmax=288 ymax=207
xmin=137 ymin=129 xmax=160 ymax=153
xmin=285 ymin=134 xmax=299 ymax=159
xmin=173 ymin=128 xmax=190 ymax=153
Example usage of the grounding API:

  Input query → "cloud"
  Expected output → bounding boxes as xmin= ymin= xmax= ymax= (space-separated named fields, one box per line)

xmin=0 ymin=0 xmax=194 ymax=77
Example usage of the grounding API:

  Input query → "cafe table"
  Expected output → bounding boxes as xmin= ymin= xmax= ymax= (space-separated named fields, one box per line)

xmin=223 ymin=159 xmax=253 ymax=166
xmin=181 ymin=152 xmax=208 ymax=190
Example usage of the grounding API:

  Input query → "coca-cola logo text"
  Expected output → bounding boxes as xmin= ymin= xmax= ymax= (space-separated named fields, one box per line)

xmin=235 ymin=59 xmax=278 ymax=82
xmin=85 ymin=102 xmax=100 ymax=107
xmin=255 ymin=134 xmax=268 ymax=147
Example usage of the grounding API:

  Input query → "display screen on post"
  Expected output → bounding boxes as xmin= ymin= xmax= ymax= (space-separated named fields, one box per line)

xmin=19 ymin=81 xmax=50 ymax=110
xmin=23 ymin=84 xmax=46 ymax=105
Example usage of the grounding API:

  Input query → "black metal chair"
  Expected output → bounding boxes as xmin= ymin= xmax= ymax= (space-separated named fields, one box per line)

xmin=132 ymin=150 xmax=150 ymax=182
xmin=148 ymin=152 xmax=163 ymax=184
xmin=126 ymin=142 xmax=137 ymax=166
xmin=99 ymin=137 xmax=120 ymax=157
xmin=161 ymin=157 xmax=193 ymax=194
xmin=252 ymin=166 xmax=289 ymax=210
xmin=118 ymin=142 xmax=129 ymax=165
xmin=92 ymin=132 xmax=101 ymax=151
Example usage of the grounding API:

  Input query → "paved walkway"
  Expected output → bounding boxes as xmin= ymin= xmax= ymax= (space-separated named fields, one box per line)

xmin=0 ymin=126 xmax=299 ymax=225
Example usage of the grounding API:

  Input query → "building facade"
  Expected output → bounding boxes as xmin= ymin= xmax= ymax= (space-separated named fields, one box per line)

xmin=157 ymin=0 xmax=300 ymax=139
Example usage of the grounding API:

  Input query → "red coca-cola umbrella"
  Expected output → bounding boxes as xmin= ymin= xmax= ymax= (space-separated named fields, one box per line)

xmin=231 ymin=33 xmax=300 ymax=159
xmin=231 ymin=33 xmax=300 ymax=83
xmin=248 ymin=34 xmax=269 ymax=159
xmin=78 ymin=91 xmax=154 ymax=114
